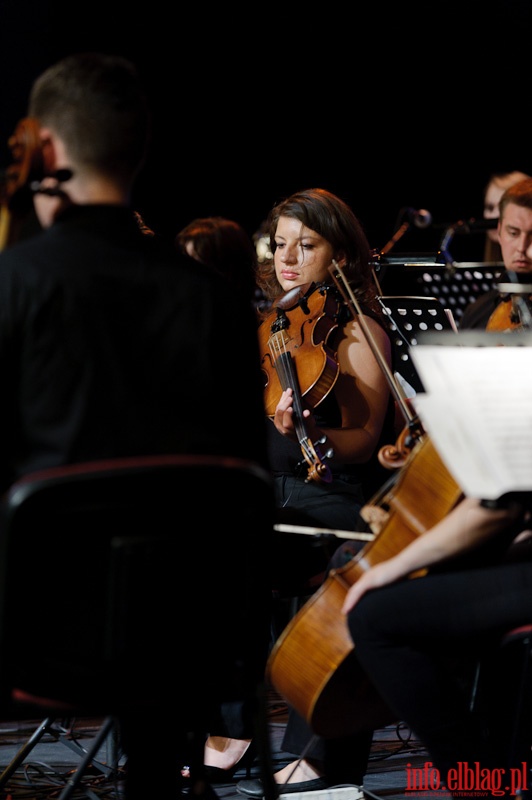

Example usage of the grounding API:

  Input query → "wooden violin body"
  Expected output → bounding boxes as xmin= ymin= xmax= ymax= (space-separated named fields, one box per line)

xmin=486 ymin=295 xmax=532 ymax=332
xmin=258 ymin=282 xmax=342 ymax=417
xmin=266 ymin=435 xmax=463 ymax=738
xmin=258 ymin=282 xmax=344 ymax=483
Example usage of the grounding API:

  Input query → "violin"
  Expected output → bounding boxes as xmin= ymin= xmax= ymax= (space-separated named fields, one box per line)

xmin=258 ymin=282 xmax=344 ymax=484
xmin=486 ymin=284 xmax=532 ymax=332
xmin=0 ymin=117 xmax=43 ymax=251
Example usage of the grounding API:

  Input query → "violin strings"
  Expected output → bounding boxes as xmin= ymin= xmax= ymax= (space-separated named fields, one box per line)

xmin=268 ymin=331 xmax=311 ymax=456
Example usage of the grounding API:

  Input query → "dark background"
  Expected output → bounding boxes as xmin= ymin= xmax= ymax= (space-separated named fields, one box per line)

xmin=1 ymin=0 xmax=531 ymax=260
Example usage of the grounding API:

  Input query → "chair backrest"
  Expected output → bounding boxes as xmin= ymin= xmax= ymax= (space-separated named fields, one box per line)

xmin=0 ymin=454 xmax=274 ymax=726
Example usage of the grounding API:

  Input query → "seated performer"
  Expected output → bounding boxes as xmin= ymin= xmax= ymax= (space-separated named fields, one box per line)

xmin=460 ymin=177 xmax=532 ymax=330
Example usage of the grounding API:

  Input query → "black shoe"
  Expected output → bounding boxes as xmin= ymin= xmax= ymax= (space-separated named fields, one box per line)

xmin=236 ymin=777 xmax=328 ymax=798
xmin=204 ymin=741 xmax=256 ymax=784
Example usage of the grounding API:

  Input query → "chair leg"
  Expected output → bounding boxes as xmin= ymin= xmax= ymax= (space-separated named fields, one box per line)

xmin=0 ymin=716 xmax=121 ymax=797
xmin=254 ymin=682 xmax=279 ymax=800
xmin=0 ymin=716 xmax=58 ymax=788
xmin=57 ymin=716 xmax=119 ymax=800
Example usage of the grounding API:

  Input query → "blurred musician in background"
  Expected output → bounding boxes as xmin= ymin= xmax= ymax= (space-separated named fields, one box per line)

xmin=460 ymin=177 xmax=532 ymax=330
xmin=175 ymin=215 xmax=264 ymax=307
xmin=482 ymin=170 xmax=530 ymax=263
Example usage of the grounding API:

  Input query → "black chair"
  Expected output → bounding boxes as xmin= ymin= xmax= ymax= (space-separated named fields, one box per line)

xmin=0 ymin=454 xmax=275 ymax=800
xmin=469 ymin=624 xmax=532 ymax=797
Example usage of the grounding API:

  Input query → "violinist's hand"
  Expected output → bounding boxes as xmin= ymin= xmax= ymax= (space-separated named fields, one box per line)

xmin=273 ymin=387 xmax=311 ymax=441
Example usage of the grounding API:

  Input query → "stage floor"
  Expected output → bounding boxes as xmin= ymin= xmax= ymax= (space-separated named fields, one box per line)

xmin=0 ymin=690 xmax=447 ymax=800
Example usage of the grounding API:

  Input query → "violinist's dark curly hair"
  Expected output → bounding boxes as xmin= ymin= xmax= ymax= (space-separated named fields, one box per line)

xmin=257 ymin=188 xmax=378 ymax=317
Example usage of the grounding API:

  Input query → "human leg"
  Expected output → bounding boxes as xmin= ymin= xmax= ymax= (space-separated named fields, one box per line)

xmin=281 ymin=706 xmax=371 ymax=786
xmin=348 ymin=562 xmax=532 ymax=782
xmin=237 ymin=705 xmax=372 ymax=797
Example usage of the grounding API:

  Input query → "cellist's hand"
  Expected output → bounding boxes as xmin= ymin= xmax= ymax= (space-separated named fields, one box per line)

xmin=342 ymin=560 xmax=400 ymax=614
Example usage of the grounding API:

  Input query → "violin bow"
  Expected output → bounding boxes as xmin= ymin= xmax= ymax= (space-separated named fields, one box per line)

xmin=328 ymin=260 xmax=423 ymax=445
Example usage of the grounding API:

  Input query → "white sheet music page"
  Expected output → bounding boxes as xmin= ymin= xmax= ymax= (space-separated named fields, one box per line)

xmin=410 ymin=345 xmax=532 ymax=499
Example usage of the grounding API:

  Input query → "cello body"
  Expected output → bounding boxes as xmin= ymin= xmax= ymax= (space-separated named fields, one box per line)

xmin=266 ymin=435 xmax=463 ymax=738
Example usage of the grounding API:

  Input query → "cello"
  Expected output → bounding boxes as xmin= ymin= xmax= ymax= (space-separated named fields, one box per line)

xmin=266 ymin=262 xmax=463 ymax=738
xmin=266 ymin=434 xmax=463 ymax=738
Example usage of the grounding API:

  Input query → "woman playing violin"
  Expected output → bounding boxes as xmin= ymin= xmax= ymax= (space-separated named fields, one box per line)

xmin=260 ymin=187 xmax=396 ymax=533
xmin=225 ymin=188 xmax=397 ymax=794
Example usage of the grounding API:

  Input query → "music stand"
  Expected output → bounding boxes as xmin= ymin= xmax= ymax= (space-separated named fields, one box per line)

xmin=376 ymin=254 xmax=504 ymax=324
xmin=378 ymin=295 xmax=457 ymax=393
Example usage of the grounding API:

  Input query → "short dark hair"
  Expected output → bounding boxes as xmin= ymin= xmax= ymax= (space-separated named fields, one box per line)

xmin=28 ymin=52 xmax=150 ymax=186
xmin=499 ymin=178 xmax=532 ymax=218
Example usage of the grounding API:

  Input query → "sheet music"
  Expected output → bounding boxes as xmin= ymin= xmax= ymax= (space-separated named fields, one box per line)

xmin=410 ymin=345 xmax=532 ymax=499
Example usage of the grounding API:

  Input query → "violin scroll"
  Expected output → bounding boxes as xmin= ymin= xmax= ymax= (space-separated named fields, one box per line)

xmin=3 ymin=118 xmax=43 ymax=207
xmin=1 ymin=117 xmax=44 ymax=251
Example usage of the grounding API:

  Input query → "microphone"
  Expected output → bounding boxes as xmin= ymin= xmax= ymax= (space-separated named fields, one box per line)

xmin=404 ymin=207 xmax=432 ymax=229
xmin=380 ymin=207 xmax=432 ymax=255
xmin=455 ymin=218 xmax=497 ymax=233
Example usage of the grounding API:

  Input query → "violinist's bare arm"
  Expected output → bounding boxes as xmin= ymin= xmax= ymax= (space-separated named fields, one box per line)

xmin=319 ymin=315 xmax=392 ymax=465
xmin=341 ymin=496 xmax=521 ymax=614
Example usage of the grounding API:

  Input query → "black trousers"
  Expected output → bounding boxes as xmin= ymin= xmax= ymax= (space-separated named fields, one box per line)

xmin=348 ymin=560 xmax=532 ymax=790
xmin=281 ymin=707 xmax=373 ymax=787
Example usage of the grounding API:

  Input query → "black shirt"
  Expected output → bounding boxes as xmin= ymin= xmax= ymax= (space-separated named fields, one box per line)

xmin=0 ymin=204 xmax=268 ymax=492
